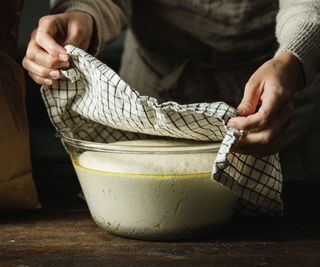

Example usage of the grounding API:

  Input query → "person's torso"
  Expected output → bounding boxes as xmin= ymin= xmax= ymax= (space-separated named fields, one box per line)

xmin=131 ymin=0 xmax=278 ymax=64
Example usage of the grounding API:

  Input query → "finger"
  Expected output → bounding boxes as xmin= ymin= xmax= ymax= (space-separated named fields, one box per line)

xmin=231 ymin=102 xmax=293 ymax=155
xmin=36 ymin=16 xmax=68 ymax=60
xmin=229 ymin=86 xmax=289 ymax=131
xmin=236 ymin=79 xmax=262 ymax=116
xmin=232 ymin=106 xmax=291 ymax=156
xmin=234 ymin=102 xmax=292 ymax=152
xmin=232 ymin=132 xmax=282 ymax=156
xmin=26 ymin=40 xmax=70 ymax=70
xmin=36 ymin=30 xmax=68 ymax=61
xmin=23 ymin=57 xmax=61 ymax=80
xmin=240 ymin=127 xmax=287 ymax=158
xmin=28 ymin=72 xmax=53 ymax=86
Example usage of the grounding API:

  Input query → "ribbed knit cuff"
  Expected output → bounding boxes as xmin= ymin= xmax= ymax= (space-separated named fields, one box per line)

xmin=51 ymin=1 xmax=104 ymax=55
xmin=276 ymin=20 xmax=320 ymax=85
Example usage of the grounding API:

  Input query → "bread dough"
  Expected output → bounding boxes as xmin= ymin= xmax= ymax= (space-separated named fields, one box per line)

xmin=72 ymin=139 xmax=236 ymax=240
xmin=78 ymin=139 xmax=220 ymax=175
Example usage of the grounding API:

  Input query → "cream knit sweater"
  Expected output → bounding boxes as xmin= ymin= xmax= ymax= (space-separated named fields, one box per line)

xmin=50 ymin=0 xmax=320 ymax=84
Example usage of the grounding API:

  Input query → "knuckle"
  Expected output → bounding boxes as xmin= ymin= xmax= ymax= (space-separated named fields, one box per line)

xmin=31 ymin=29 xmax=38 ymax=38
xmin=239 ymin=100 xmax=256 ymax=114
xmin=22 ymin=58 xmax=28 ymax=69
xmin=243 ymin=100 xmax=255 ymax=110
xmin=35 ymin=31 xmax=44 ymax=45
xmin=26 ymin=49 xmax=35 ymax=61
xmin=40 ymin=68 xmax=49 ymax=77
xmin=46 ymin=57 xmax=58 ymax=68
xmin=22 ymin=57 xmax=27 ymax=66
xmin=38 ymin=15 xmax=53 ymax=26
xmin=32 ymin=66 xmax=47 ymax=77
xmin=269 ymin=83 xmax=291 ymax=98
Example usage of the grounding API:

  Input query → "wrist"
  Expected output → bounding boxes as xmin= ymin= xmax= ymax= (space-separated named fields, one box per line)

xmin=274 ymin=51 xmax=305 ymax=90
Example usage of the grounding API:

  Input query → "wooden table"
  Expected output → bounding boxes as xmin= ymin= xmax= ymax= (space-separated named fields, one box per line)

xmin=1 ymin=182 xmax=320 ymax=267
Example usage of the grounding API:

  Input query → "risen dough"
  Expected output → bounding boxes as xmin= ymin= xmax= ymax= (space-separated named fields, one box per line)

xmin=78 ymin=139 xmax=219 ymax=175
xmin=73 ymin=139 xmax=235 ymax=240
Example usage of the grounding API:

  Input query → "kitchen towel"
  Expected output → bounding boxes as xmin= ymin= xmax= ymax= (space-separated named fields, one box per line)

xmin=41 ymin=45 xmax=283 ymax=215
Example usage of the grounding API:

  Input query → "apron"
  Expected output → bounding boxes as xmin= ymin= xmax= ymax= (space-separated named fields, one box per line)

xmin=0 ymin=0 xmax=40 ymax=211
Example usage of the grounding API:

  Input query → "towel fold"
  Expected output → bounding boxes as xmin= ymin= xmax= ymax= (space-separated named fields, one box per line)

xmin=41 ymin=45 xmax=283 ymax=215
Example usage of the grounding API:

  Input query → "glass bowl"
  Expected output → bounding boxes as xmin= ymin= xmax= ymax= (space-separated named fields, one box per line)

xmin=60 ymin=134 xmax=237 ymax=240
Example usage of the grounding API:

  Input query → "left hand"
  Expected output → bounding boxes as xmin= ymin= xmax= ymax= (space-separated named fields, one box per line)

xmin=22 ymin=11 xmax=94 ymax=85
xmin=227 ymin=52 xmax=305 ymax=157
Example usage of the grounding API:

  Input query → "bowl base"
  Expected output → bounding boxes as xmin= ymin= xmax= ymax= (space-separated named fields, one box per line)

xmin=96 ymin=215 xmax=233 ymax=241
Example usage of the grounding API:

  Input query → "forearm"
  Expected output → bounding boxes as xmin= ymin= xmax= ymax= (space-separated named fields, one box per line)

xmin=276 ymin=0 xmax=320 ymax=85
xmin=50 ymin=0 xmax=129 ymax=55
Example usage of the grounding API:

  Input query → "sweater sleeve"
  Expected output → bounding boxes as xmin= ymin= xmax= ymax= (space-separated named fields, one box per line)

xmin=276 ymin=0 xmax=320 ymax=85
xmin=50 ymin=0 xmax=129 ymax=55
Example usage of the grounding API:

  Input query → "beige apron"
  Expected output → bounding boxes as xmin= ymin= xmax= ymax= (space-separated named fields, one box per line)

xmin=0 ymin=0 xmax=40 ymax=211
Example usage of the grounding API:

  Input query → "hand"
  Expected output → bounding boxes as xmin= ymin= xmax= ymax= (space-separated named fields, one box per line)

xmin=227 ymin=52 xmax=305 ymax=157
xmin=23 ymin=11 xmax=93 ymax=85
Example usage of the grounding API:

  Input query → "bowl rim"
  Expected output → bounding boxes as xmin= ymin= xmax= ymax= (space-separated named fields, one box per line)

xmin=57 ymin=132 xmax=221 ymax=154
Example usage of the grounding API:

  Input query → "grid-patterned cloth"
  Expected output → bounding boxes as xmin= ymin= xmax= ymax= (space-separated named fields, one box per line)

xmin=41 ymin=45 xmax=283 ymax=215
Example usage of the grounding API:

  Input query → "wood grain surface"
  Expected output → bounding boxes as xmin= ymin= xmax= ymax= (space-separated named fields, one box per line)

xmin=0 ymin=182 xmax=319 ymax=267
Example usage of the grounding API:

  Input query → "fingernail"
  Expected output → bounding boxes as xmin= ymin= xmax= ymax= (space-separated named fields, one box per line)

xmin=59 ymin=53 xmax=68 ymax=61
xmin=49 ymin=70 xmax=59 ymax=78
xmin=44 ymin=79 xmax=52 ymax=85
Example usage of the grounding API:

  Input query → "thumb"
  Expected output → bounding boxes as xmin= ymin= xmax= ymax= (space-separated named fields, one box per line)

xmin=236 ymin=81 xmax=262 ymax=116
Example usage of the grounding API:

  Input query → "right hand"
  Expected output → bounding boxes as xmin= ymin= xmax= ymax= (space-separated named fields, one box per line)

xmin=23 ymin=11 xmax=94 ymax=85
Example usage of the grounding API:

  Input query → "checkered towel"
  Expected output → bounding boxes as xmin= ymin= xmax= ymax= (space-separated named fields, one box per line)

xmin=41 ymin=45 xmax=283 ymax=215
